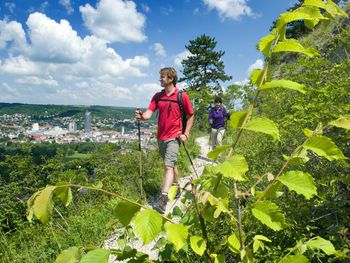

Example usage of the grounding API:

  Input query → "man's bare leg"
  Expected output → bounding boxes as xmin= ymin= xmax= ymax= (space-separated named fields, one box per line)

xmin=162 ymin=165 xmax=175 ymax=193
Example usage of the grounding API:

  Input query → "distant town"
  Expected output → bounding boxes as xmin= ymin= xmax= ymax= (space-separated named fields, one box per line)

xmin=0 ymin=110 xmax=156 ymax=147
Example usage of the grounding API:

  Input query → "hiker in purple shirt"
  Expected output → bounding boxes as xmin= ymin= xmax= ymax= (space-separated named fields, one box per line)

xmin=208 ymin=96 xmax=230 ymax=149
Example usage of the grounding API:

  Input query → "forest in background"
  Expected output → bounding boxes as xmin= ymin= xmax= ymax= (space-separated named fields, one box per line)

xmin=1 ymin=1 xmax=349 ymax=262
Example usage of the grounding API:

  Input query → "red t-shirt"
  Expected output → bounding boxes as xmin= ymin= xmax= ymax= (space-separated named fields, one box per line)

xmin=148 ymin=88 xmax=194 ymax=140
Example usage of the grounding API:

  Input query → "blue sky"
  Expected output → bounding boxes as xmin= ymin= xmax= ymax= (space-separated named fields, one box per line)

xmin=0 ymin=0 xmax=297 ymax=107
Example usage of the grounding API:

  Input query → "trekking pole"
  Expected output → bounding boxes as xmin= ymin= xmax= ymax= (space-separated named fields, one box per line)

xmin=182 ymin=141 xmax=199 ymax=179
xmin=136 ymin=108 xmax=143 ymax=197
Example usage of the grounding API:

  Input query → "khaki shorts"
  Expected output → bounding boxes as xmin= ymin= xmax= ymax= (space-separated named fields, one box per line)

xmin=158 ymin=138 xmax=180 ymax=168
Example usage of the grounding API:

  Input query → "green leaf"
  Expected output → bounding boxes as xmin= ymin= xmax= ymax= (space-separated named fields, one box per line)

xmin=306 ymin=236 xmax=336 ymax=255
xmin=325 ymin=0 xmax=348 ymax=18
xmin=260 ymin=79 xmax=306 ymax=94
xmin=277 ymin=171 xmax=317 ymax=199
xmin=303 ymin=0 xmax=326 ymax=9
xmin=210 ymin=254 xmax=225 ymax=263
xmin=257 ymin=181 xmax=283 ymax=199
xmin=227 ymin=234 xmax=241 ymax=254
xmin=133 ymin=209 xmax=163 ymax=244
xmin=168 ymin=185 xmax=178 ymax=201
xmin=253 ymin=235 xmax=271 ymax=253
xmin=258 ymin=34 xmax=276 ymax=57
xmin=30 ymin=186 xmax=57 ymax=224
xmin=252 ymin=201 xmax=288 ymax=231
xmin=283 ymin=148 xmax=310 ymax=165
xmin=216 ymin=155 xmax=248 ymax=181
xmin=55 ymin=246 xmax=81 ymax=263
xmin=164 ymin=222 xmax=188 ymax=252
xmin=250 ymin=69 xmax=264 ymax=87
xmin=114 ymin=201 xmax=140 ymax=227
xmin=276 ymin=6 xmax=326 ymax=29
xmin=244 ymin=117 xmax=280 ymax=141
xmin=229 ymin=111 xmax=247 ymax=130
xmin=54 ymin=186 xmax=73 ymax=207
xmin=303 ymin=135 xmax=347 ymax=161
xmin=80 ymin=249 xmax=110 ymax=263
xmin=190 ymin=235 xmax=206 ymax=256
xmin=273 ymin=39 xmax=319 ymax=57
xmin=207 ymin=145 xmax=231 ymax=160
xmin=328 ymin=116 xmax=350 ymax=130
xmin=279 ymin=255 xmax=309 ymax=263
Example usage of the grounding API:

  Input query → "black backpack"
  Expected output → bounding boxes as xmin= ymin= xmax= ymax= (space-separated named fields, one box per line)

xmin=156 ymin=90 xmax=187 ymax=133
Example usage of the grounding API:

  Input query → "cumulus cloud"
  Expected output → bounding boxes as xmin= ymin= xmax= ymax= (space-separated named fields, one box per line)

xmin=247 ymin=59 xmax=264 ymax=75
xmin=80 ymin=0 xmax=146 ymax=43
xmin=59 ymin=0 xmax=74 ymax=14
xmin=203 ymin=0 xmax=253 ymax=20
xmin=174 ymin=50 xmax=191 ymax=66
xmin=152 ymin=43 xmax=166 ymax=57
xmin=0 ymin=11 xmax=151 ymax=106
xmin=26 ymin=12 xmax=84 ymax=63
xmin=0 ymin=19 xmax=27 ymax=52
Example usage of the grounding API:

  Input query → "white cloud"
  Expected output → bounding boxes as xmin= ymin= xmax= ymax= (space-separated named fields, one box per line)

xmin=160 ymin=5 xmax=174 ymax=16
xmin=247 ymin=59 xmax=264 ymax=75
xmin=0 ymin=12 xmax=151 ymax=107
xmin=152 ymin=43 xmax=166 ymax=57
xmin=59 ymin=0 xmax=74 ymax=14
xmin=174 ymin=50 xmax=191 ymax=66
xmin=26 ymin=12 xmax=84 ymax=63
xmin=0 ymin=55 xmax=41 ymax=74
xmin=80 ymin=0 xmax=146 ymax=43
xmin=0 ymin=19 xmax=27 ymax=52
xmin=15 ymin=76 xmax=58 ymax=86
xmin=203 ymin=0 xmax=253 ymax=20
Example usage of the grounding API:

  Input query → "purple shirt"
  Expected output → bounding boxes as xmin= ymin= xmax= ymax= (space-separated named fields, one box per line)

xmin=208 ymin=107 xmax=227 ymax=129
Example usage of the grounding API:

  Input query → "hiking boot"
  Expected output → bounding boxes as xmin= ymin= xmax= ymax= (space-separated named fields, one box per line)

xmin=153 ymin=194 xmax=168 ymax=214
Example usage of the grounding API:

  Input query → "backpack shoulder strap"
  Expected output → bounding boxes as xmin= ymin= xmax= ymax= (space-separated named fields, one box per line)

xmin=177 ymin=90 xmax=184 ymax=115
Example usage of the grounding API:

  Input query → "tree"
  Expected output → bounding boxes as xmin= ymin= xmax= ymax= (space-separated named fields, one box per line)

xmin=180 ymin=34 xmax=232 ymax=130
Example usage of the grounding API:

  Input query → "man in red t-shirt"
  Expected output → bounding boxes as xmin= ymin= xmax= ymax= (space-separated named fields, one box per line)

xmin=135 ymin=67 xmax=194 ymax=213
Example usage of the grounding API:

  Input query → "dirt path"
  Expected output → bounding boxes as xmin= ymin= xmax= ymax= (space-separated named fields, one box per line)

xmin=105 ymin=136 xmax=213 ymax=262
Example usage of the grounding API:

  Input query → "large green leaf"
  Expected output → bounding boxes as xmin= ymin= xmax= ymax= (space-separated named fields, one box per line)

xmin=276 ymin=6 xmax=326 ymax=29
xmin=55 ymin=185 xmax=73 ymax=207
xmin=328 ymin=116 xmax=350 ymax=130
xmin=164 ymin=222 xmax=188 ymax=252
xmin=306 ymin=236 xmax=336 ymax=255
xmin=30 ymin=186 xmax=57 ymax=224
xmin=260 ymin=79 xmax=305 ymax=94
xmin=279 ymin=255 xmax=308 ymax=263
xmin=114 ymin=201 xmax=140 ymax=227
xmin=277 ymin=171 xmax=317 ymax=200
xmin=216 ymin=155 xmax=248 ymax=181
xmin=168 ymin=185 xmax=178 ymax=201
xmin=252 ymin=201 xmax=288 ymax=231
xmin=55 ymin=246 xmax=81 ymax=263
xmin=244 ymin=117 xmax=280 ymax=141
xmin=227 ymin=233 xmax=241 ymax=254
xmin=190 ymin=235 xmax=206 ymax=256
xmin=273 ymin=39 xmax=319 ymax=57
xmin=257 ymin=181 xmax=284 ymax=199
xmin=229 ymin=111 xmax=247 ymax=130
xmin=133 ymin=209 xmax=163 ymax=244
xmin=80 ymin=249 xmax=110 ymax=263
xmin=207 ymin=145 xmax=231 ymax=160
xmin=302 ymin=135 xmax=347 ymax=161
xmin=258 ymin=34 xmax=276 ymax=57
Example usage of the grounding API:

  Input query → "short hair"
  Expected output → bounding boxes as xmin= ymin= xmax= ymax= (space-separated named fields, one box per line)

xmin=214 ymin=96 xmax=222 ymax=103
xmin=160 ymin=67 xmax=178 ymax=85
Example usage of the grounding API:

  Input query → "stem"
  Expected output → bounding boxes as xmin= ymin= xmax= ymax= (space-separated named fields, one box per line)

xmin=233 ymin=182 xmax=245 ymax=250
